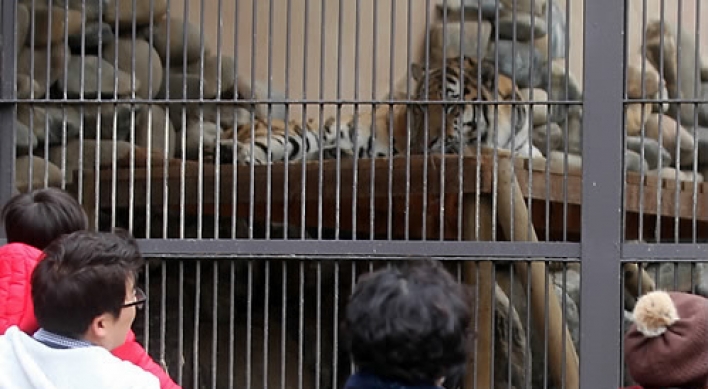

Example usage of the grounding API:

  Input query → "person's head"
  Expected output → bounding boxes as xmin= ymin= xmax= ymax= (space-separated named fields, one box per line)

xmin=1 ymin=187 xmax=88 ymax=250
xmin=343 ymin=260 xmax=475 ymax=385
xmin=31 ymin=229 xmax=146 ymax=351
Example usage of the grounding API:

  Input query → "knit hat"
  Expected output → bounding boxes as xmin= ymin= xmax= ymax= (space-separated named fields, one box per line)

xmin=624 ymin=290 xmax=708 ymax=388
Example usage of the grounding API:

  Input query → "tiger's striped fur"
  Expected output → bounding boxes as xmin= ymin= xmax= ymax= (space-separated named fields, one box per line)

xmin=408 ymin=56 xmax=542 ymax=158
xmin=218 ymin=105 xmax=411 ymax=165
xmin=218 ymin=117 xmax=342 ymax=165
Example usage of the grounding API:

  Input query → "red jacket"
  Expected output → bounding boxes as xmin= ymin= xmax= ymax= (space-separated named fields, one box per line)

xmin=0 ymin=242 xmax=181 ymax=389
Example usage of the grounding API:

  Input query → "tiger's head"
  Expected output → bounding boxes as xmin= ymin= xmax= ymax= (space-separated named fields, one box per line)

xmin=409 ymin=56 xmax=515 ymax=154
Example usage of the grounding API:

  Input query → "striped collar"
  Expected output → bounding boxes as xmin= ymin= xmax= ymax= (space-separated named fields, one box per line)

xmin=33 ymin=328 xmax=95 ymax=349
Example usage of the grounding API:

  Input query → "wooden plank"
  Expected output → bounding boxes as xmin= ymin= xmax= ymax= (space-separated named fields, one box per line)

xmin=77 ymin=154 xmax=708 ymax=233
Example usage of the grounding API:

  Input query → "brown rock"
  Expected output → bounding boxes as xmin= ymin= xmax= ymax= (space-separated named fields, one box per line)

xmin=626 ymin=63 xmax=660 ymax=99
xmin=17 ymin=44 xmax=69 ymax=99
xmin=17 ymin=4 xmax=30 ymax=48
xmin=152 ymin=17 xmax=208 ymax=66
xmin=652 ymin=167 xmax=704 ymax=183
xmin=16 ymin=75 xmax=41 ymax=100
xmin=48 ymin=139 xmax=138 ymax=184
xmin=103 ymin=38 xmax=163 ymax=99
xmin=518 ymin=88 xmax=549 ymax=125
xmin=644 ymin=113 xmax=695 ymax=167
xmin=135 ymin=105 xmax=176 ymax=158
xmin=15 ymin=156 xmax=63 ymax=193
xmin=429 ymin=21 xmax=492 ymax=66
xmin=58 ymin=56 xmax=138 ymax=98
xmin=27 ymin=6 xmax=84 ymax=46
xmin=547 ymin=150 xmax=583 ymax=173
xmin=20 ymin=0 xmax=105 ymax=22
xmin=625 ymin=103 xmax=651 ymax=136
xmin=104 ymin=0 xmax=168 ymax=27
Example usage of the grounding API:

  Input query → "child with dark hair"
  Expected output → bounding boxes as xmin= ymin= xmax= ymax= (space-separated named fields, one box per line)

xmin=0 ymin=231 xmax=157 ymax=388
xmin=342 ymin=260 xmax=475 ymax=389
xmin=0 ymin=188 xmax=181 ymax=389
xmin=1 ymin=187 xmax=88 ymax=250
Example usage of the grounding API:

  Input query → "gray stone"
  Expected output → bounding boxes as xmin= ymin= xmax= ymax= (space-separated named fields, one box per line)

xmin=152 ymin=17 xmax=207 ymax=66
xmin=16 ymin=105 xmax=80 ymax=146
xmin=83 ymin=104 xmax=141 ymax=141
xmin=428 ymin=21 xmax=493 ymax=67
xmin=644 ymin=262 xmax=708 ymax=297
xmin=58 ymin=56 xmax=138 ymax=98
xmin=183 ymin=120 xmax=221 ymax=161
xmin=625 ymin=149 xmax=649 ymax=173
xmin=543 ymin=0 xmax=567 ymax=59
xmin=694 ymin=125 xmax=708 ymax=165
xmin=15 ymin=121 xmax=37 ymax=152
xmin=625 ymin=136 xmax=673 ymax=170
xmin=68 ymin=23 xmax=114 ymax=52
xmin=496 ymin=13 xmax=548 ymax=42
xmin=564 ymin=105 xmax=582 ymax=155
xmin=17 ymin=44 xmax=69 ymax=99
xmin=531 ymin=122 xmax=562 ymax=155
xmin=435 ymin=0 xmax=503 ymax=21
xmin=103 ymin=38 xmax=163 ymax=99
xmin=135 ymin=105 xmax=177 ymax=159
xmin=486 ymin=40 xmax=545 ymax=88
xmin=15 ymin=156 xmax=63 ymax=193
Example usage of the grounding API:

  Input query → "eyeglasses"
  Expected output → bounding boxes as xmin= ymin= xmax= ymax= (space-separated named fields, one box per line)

xmin=122 ymin=286 xmax=147 ymax=310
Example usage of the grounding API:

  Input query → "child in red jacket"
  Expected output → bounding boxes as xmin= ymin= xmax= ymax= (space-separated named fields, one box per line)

xmin=0 ymin=188 xmax=181 ymax=389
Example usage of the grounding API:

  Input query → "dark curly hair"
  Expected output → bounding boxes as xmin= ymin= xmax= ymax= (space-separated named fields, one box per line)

xmin=343 ymin=260 xmax=475 ymax=385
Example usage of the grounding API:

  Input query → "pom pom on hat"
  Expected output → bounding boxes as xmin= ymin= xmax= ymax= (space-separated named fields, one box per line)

xmin=632 ymin=290 xmax=680 ymax=337
xmin=624 ymin=291 xmax=708 ymax=389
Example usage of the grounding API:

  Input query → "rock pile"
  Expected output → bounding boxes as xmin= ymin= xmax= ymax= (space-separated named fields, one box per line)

xmin=13 ymin=0 xmax=286 ymax=193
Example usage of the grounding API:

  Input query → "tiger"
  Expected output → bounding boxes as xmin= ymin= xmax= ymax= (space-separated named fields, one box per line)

xmin=219 ymin=55 xmax=541 ymax=165
xmin=406 ymin=55 xmax=543 ymax=159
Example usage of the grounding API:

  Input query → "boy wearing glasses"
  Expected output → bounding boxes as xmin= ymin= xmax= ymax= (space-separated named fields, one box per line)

xmin=0 ymin=230 xmax=158 ymax=389
xmin=0 ymin=188 xmax=180 ymax=389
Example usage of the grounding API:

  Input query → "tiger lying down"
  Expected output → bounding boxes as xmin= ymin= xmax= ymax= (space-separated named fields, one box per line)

xmin=218 ymin=56 xmax=542 ymax=165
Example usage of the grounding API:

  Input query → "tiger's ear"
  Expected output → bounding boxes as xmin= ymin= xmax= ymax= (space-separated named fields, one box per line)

xmin=410 ymin=63 xmax=426 ymax=82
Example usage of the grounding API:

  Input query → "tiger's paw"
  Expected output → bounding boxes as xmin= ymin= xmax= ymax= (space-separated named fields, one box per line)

xmin=217 ymin=140 xmax=268 ymax=166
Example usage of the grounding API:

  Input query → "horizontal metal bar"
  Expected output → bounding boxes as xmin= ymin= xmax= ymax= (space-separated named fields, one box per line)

xmin=622 ymin=243 xmax=708 ymax=260
xmin=136 ymin=239 xmax=580 ymax=259
xmin=2 ymin=98 xmax=584 ymax=106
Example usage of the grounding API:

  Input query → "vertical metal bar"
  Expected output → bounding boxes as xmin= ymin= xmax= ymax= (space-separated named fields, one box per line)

xmin=283 ymin=0 xmax=293 ymax=239
xmin=581 ymin=1 xmax=624 ymax=389
xmin=266 ymin=0 xmax=275 ymax=240
xmin=0 ymin=0 xmax=16 ymax=213
xmin=214 ymin=0 xmax=224 ymax=240
xmin=691 ymin=0 xmax=701 ymax=243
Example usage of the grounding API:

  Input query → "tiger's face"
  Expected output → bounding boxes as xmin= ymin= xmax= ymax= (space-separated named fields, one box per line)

xmin=409 ymin=57 xmax=508 ymax=154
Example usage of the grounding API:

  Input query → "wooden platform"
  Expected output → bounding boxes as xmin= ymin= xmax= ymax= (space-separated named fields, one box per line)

xmin=73 ymin=153 xmax=708 ymax=241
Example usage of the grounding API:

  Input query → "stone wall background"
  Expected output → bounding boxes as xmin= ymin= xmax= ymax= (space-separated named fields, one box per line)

xmin=175 ymin=0 xmax=708 ymax=119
